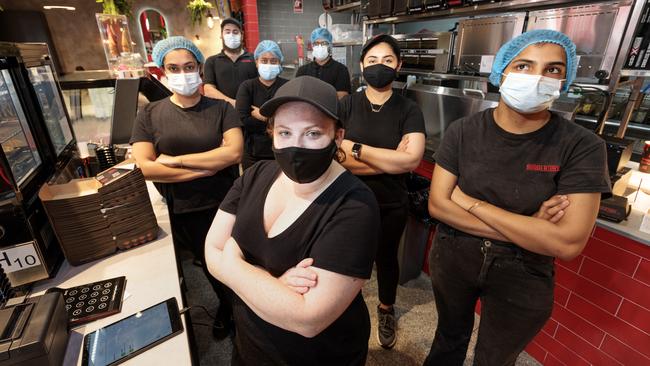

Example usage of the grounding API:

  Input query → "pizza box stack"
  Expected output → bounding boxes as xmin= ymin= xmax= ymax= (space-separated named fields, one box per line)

xmin=39 ymin=160 xmax=158 ymax=265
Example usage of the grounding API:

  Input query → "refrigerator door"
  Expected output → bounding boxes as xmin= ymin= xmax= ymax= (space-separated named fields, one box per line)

xmin=0 ymin=69 xmax=42 ymax=186
xmin=26 ymin=65 xmax=74 ymax=156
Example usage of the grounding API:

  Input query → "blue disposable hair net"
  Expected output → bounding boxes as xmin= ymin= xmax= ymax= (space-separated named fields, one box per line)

xmin=254 ymin=40 xmax=284 ymax=63
xmin=310 ymin=27 xmax=333 ymax=44
xmin=152 ymin=36 xmax=205 ymax=68
xmin=489 ymin=29 xmax=577 ymax=92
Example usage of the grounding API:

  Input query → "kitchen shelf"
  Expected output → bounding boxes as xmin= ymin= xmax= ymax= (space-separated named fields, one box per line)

xmin=327 ymin=1 xmax=361 ymax=13
xmin=363 ymin=0 xmax=630 ymax=24
xmin=332 ymin=40 xmax=364 ymax=46
xmin=620 ymin=69 xmax=650 ymax=77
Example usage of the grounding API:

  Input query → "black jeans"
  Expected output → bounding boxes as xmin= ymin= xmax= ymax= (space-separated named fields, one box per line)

xmin=424 ymin=223 xmax=554 ymax=366
xmin=376 ymin=204 xmax=408 ymax=306
xmin=169 ymin=206 xmax=232 ymax=319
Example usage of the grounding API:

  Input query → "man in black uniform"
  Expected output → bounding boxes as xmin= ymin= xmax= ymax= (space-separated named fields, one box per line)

xmin=295 ymin=27 xmax=351 ymax=99
xmin=204 ymin=18 xmax=258 ymax=107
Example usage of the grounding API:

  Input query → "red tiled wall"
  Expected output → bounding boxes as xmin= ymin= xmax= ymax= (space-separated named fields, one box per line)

xmin=526 ymin=228 xmax=650 ymax=365
xmin=415 ymin=160 xmax=650 ymax=365
xmin=240 ymin=0 xmax=260 ymax=52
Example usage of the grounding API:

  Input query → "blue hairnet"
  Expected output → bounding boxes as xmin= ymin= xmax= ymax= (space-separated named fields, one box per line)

xmin=310 ymin=27 xmax=333 ymax=44
xmin=489 ymin=29 xmax=577 ymax=92
xmin=152 ymin=36 xmax=205 ymax=68
xmin=254 ymin=40 xmax=284 ymax=63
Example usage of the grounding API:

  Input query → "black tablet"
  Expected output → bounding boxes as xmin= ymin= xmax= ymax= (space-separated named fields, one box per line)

xmin=81 ymin=297 xmax=184 ymax=366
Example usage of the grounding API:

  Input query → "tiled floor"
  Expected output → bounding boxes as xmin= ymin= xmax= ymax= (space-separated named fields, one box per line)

xmin=181 ymin=250 xmax=541 ymax=366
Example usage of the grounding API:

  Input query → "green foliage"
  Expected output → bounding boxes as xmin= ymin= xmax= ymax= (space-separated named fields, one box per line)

xmin=97 ymin=0 xmax=132 ymax=19
xmin=187 ymin=0 xmax=213 ymax=27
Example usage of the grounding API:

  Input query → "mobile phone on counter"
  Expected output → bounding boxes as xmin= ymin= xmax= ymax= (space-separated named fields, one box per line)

xmin=81 ymin=297 xmax=184 ymax=366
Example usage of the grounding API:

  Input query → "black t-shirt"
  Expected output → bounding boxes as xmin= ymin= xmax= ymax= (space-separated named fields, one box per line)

xmin=130 ymin=96 xmax=242 ymax=214
xmin=219 ymin=161 xmax=379 ymax=366
xmin=295 ymin=58 xmax=352 ymax=93
xmin=204 ymin=51 xmax=258 ymax=99
xmin=435 ymin=108 xmax=612 ymax=216
xmin=339 ymin=91 xmax=426 ymax=207
xmin=235 ymin=77 xmax=288 ymax=158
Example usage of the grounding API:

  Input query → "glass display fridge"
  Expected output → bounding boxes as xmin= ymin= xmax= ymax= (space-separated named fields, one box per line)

xmin=0 ymin=42 xmax=73 ymax=287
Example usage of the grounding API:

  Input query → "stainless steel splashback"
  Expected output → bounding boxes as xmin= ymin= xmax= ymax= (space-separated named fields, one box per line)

xmin=527 ymin=1 xmax=632 ymax=83
xmin=454 ymin=13 xmax=527 ymax=74
xmin=394 ymin=81 xmax=578 ymax=162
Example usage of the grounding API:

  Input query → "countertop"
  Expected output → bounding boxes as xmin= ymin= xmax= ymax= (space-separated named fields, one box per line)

xmin=32 ymin=181 xmax=192 ymax=366
xmin=596 ymin=163 xmax=650 ymax=247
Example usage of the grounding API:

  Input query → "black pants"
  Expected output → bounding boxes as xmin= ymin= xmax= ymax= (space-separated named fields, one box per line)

xmin=424 ymin=223 xmax=554 ymax=366
xmin=376 ymin=204 xmax=408 ymax=306
xmin=241 ymin=151 xmax=273 ymax=171
xmin=168 ymin=206 xmax=232 ymax=319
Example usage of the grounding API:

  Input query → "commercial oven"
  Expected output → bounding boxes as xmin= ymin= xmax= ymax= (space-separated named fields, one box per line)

xmin=454 ymin=13 xmax=527 ymax=75
xmin=394 ymin=32 xmax=454 ymax=73
xmin=527 ymin=1 xmax=632 ymax=83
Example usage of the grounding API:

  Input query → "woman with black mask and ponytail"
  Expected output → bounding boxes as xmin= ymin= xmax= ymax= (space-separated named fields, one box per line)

xmin=204 ymin=76 xmax=380 ymax=365
xmin=338 ymin=34 xmax=426 ymax=349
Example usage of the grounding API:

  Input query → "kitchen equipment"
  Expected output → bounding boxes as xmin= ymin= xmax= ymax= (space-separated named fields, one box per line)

xmin=394 ymin=32 xmax=454 ymax=73
xmin=0 ymin=292 xmax=69 ymax=366
xmin=528 ymin=1 xmax=632 ymax=83
xmin=454 ymin=13 xmax=526 ymax=75
xmin=393 ymin=0 xmax=409 ymax=15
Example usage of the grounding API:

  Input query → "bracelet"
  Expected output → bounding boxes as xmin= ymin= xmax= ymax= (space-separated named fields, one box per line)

xmin=467 ymin=201 xmax=484 ymax=213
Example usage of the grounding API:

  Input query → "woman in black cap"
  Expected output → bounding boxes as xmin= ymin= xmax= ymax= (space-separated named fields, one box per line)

xmin=338 ymin=34 xmax=426 ymax=349
xmin=204 ymin=76 xmax=380 ymax=365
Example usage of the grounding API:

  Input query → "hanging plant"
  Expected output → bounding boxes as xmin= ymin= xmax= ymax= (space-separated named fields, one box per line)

xmin=96 ymin=0 xmax=133 ymax=19
xmin=187 ymin=0 xmax=214 ymax=27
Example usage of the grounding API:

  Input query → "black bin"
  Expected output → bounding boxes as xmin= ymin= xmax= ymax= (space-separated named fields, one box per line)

xmin=398 ymin=173 xmax=436 ymax=284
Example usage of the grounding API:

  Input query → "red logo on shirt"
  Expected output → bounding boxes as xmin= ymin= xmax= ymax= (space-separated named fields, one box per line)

xmin=241 ymin=59 xmax=253 ymax=63
xmin=526 ymin=164 xmax=561 ymax=172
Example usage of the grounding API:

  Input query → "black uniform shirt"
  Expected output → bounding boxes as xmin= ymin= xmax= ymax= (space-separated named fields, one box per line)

xmin=219 ymin=161 xmax=379 ymax=365
xmin=130 ymin=96 xmax=242 ymax=214
xmin=235 ymin=77 xmax=288 ymax=158
xmin=435 ymin=108 xmax=612 ymax=216
xmin=339 ymin=91 xmax=426 ymax=207
xmin=295 ymin=58 xmax=352 ymax=93
xmin=204 ymin=51 xmax=258 ymax=99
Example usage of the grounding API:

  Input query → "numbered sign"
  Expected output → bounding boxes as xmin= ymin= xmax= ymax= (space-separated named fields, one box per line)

xmin=0 ymin=241 xmax=42 ymax=274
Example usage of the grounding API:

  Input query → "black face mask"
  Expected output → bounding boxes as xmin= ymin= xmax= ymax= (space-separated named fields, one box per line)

xmin=272 ymin=140 xmax=338 ymax=184
xmin=363 ymin=64 xmax=397 ymax=89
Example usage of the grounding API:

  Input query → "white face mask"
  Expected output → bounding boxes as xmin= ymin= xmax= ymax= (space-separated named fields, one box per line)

xmin=166 ymin=72 xmax=202 ymax=96
xmin=223 ymin=33 xmax=241 ymax=49
xmin=312 ymin=45 xmax=329 ymax=61
xmin=499 ymin=73 xmax=563 ymax=114
xmin=258 ymin=64 xmax=282 ymax=81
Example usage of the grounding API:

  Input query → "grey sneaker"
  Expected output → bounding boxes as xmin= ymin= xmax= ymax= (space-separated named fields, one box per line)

xmin=377 ymin=305 xmax=397 ymax=349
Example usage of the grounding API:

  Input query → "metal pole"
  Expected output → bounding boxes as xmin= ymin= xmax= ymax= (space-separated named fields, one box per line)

xmin=616 ymin=77 xmax=644 ymax=138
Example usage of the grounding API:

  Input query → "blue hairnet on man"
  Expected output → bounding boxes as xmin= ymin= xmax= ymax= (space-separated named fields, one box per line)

xmin=152 ymin=36 xmax=205 ymax=68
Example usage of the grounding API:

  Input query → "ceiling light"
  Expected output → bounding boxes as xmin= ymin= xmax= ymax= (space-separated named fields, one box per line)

xmin=43 ymin=6 xmax=76 ymax=10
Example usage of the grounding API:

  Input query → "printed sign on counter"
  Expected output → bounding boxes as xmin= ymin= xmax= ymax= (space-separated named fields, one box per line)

xmin=0 ymin=241 xmax=42 ymax=274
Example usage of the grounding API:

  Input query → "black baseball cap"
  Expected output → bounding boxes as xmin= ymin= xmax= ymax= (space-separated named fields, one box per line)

xmin=260 ymin=76 xmax=338 ymax=120
xmin=360 ymin=34 xmax=401 ymax=62
xmin=221 ymin=18 xmax=242 ymax=30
